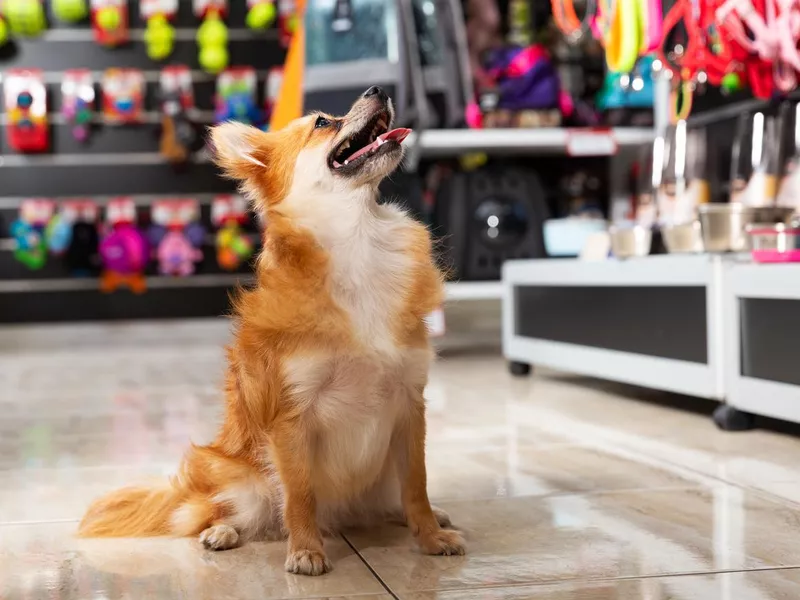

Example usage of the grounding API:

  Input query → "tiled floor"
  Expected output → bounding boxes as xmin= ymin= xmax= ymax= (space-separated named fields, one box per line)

xmin=3 ymin=320 xmax=800 ymax=599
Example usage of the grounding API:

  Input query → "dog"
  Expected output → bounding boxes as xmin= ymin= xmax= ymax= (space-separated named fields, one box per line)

xmin=78 ymin=86 xmax=466 ymax=576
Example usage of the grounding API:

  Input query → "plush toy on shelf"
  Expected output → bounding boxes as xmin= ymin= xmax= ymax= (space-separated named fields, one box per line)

xmin=90 ymin=0 xmax=129 ymax=46
xmin=10 ymin=199 xmax=55 ymax=270
xmin=159 ymin=66 xmax=200 ymax=166
xmin=150 ymin=199 xmax=205 ymax=276
xmin=195 ymin=0 xmax=228 ymax=74
xmin=4 ymin=70 xmax=49 ymax=153
xmin=212 ymin=195 xmax=253 ymax=271
xmin=102 ymin=68 xmax=144 ymax=124
xmin=214 ymin=67 xmax=261 ymax=125
xmin=59 ymin=201 xmax=101 ymax=275
xmin=141 ymin=0 xmax=177 ymax=60
xmin=99 ymin=198 xmax=148 ymax=293
xmin=62 ymin=70 xmax=95 ymax=142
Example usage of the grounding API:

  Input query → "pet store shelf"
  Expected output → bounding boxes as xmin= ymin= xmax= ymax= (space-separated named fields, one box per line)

xmin=502 ymin=255 xmax=726 ymax=399
xmin=0 ymin=275 xmax=504 ymax=299
xmin=0 ymin=274 xmax=253 ymax=294
xmin=415 ymin=127 xmax=655 ymax=156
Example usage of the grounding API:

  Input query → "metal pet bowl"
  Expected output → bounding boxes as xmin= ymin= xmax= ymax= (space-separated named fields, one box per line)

xmin=661 ymin=221 xmax=704 ymax=253
xmin=609 ymin=225 xmax=652 ymax=259
xmin=698 ymin=204 xmax=795 ymax=252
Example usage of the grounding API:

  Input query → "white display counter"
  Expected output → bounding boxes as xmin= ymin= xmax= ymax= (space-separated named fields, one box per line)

xmin=502 ymin=255 xmax=726 ymax=400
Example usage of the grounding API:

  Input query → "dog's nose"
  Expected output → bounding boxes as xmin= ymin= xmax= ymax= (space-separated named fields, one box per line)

xmin=363 ymin=86 xmax=388 ymax=102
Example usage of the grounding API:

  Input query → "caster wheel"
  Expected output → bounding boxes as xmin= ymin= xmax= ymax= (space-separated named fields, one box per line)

xmin=509 ymin=361 xmax=531 ymax=377
xmin=713 ymin=404 xmax=755 ymax=432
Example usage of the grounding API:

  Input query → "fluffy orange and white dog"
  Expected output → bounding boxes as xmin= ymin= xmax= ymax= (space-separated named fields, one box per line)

xmin=78 ymin=86 xmax=466 ymax=576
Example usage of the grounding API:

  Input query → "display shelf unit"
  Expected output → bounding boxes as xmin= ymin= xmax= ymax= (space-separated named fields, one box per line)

xmin=0 ymin=276 xmax=502 ymax=299
xmin=502 ymin=255 xmax=726 ymax=399
xmin=414 ymin=127 xmax=655 ymax=156
xmin=722 ymin=263 xmax=800 ymax=429
xmin=0 ymin=276 xmax=502 ymax=324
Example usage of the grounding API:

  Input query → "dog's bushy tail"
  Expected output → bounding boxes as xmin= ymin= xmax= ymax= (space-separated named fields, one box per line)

xmin=77 ymin=483 xmax=211 ymax=538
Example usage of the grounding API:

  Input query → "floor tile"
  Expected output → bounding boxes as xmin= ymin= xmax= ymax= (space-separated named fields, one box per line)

xmin=5 ymin=322 xmax=800 ymax=599
xmin=428 ymin=355 xmax=800 ymax=495
xmin=347 ymin=486 xmax=800 ymax=593
xmin=0 ymin=522 xmax=387 ymax=600
xmin=425 ymin=443 xmax=708 ymax=502
xmin=401 ymin=568 xmax=800 ymax=599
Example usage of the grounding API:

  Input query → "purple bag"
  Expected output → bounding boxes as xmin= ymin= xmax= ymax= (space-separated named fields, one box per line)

xmin=485 ymin=45 xmax=560 ymax=111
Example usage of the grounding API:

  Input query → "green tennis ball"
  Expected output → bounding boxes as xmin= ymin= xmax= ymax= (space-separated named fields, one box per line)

xmin=0 ymin=18 xmax=8 ymax=45
xmin=96 ymin=6 xmax=121 ymax=31
xmin=147 ymin=39 xmax=173 ymax=61
xmin=6 ymin=0 xmax=46 ymax=36
xmin=197 ymin=15 xmax=228 ymax=46
xmin=199 ymin=45 xmax=228 ymax=74
xmin=52 ymin=0 xmax=88 ymax=22
xmin=144 ymin=15 xmax=174 ymax=59
xmin=246 ymin=2 xmax=276 ymax=29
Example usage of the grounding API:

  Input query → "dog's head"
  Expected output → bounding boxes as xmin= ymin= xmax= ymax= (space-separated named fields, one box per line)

xmin=210 ymin=86 xmax=411 ymax=212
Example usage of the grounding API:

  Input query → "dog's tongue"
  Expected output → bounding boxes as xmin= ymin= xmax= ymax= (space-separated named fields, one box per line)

xmin=382 ymin=128 xmax=412 ymax=143
xmin=344 ymin=128 xmax=413 ymax=164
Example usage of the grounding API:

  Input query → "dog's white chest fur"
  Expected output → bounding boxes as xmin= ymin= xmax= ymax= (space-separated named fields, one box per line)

xmin=283 ymin=349 xmax=430 ymax=502
xmin=283 ymin=190 xmax=428 ymax=500
xmin=286 ymin=188 xmax=414 ymax=355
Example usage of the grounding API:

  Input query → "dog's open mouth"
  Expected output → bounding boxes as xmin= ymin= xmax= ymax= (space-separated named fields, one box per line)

xmin=330 ymin=111 xmax=411 ymax=171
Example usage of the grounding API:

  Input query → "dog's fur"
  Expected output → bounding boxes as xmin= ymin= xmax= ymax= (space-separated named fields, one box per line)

xmin=78 ymin=90 xmax=466 ymax=575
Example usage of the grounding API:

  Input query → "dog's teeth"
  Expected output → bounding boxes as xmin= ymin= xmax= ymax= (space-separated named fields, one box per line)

xmin=378 ymin=118 xmax=387 ymax=130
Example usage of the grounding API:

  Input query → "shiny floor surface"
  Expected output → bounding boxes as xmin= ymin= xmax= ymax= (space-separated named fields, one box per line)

xmin=3 ymin=321 xmax=800 ymax=599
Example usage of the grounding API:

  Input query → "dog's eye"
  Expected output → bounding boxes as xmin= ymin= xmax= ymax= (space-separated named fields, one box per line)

xmin=314 ymin=116 xmax=331 ymax=129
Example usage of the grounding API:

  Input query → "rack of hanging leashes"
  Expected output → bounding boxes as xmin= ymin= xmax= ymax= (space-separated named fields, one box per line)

xmin=552 ymin=0 xmax=800 ymax=123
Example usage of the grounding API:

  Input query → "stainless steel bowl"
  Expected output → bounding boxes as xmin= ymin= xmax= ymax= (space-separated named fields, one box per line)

xmin=746 ymin=223 xmax=800 ymax=252
xmin=609 ymin=225 xmax=652 ymax=259
xmin=661 ymin=221 xmax=703 ymax=253
xmin=698 ymin=204 xmax=795 ymax=252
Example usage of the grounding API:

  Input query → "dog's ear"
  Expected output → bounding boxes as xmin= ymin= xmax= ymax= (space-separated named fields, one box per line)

xmin=210 ymin=122 xmax=271 ymax=182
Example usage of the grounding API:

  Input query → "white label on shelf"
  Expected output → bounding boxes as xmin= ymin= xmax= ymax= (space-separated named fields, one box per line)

xmin=566 ymin=129 xmax=618 ymax=156
xmin=425 ymin=308 xmax=446 ymax=338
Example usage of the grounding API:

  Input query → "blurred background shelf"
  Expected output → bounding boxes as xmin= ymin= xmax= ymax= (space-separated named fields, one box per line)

xmin=415 ymin=127 xmax=655 ymax=156
xmin=0 ymin=276 xmax=504 ymax=300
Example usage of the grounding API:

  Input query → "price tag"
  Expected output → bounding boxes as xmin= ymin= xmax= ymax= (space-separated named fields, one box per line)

xmin=566 ymin=129 xmax=617 ymax=157
xmin=425 ymin=308 xmax=446 ymax=338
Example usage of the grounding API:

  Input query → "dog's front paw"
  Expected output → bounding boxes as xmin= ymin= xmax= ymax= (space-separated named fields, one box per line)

xmin=285 ymin=549 xmax=332 ymax=576
xmin=200 ymin=524 xmax=240 ymax=551
xmin=418 ymin=528 xmax=466 ymax=556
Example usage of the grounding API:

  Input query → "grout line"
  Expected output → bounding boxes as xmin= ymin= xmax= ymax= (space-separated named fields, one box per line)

xmin=341 ymin=533 xmax=400 ymax=600
xmin=405 ymin=565 xmax=800 ymax=595
xmin=426 ymin=483 xmax=726 ymax=506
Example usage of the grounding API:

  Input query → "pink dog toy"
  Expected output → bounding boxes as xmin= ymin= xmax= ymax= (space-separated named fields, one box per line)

xmin=157 ymin=230 xmax=203 ymax=276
